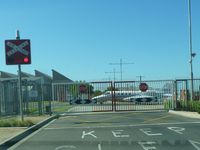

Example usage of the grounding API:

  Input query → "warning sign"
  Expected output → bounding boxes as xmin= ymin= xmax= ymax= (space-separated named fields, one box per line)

xmin=139 ymin=83 xmax=148 ymax=92
xmin=5 ymin=39 xmax=31 ymax=65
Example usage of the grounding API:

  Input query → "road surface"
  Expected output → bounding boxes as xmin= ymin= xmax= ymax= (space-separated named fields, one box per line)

xmin=9 ymin=111 xmax=200 ymax=150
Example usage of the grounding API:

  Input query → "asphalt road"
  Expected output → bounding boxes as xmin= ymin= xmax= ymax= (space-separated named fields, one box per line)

xmin=9 ymin=111 xmax=200 ymax=150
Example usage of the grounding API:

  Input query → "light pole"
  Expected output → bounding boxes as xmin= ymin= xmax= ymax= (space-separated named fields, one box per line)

xmin=109 ymin=58 xmax=134 ymax=82
xmin=105 ymin=69 xmax=120 ymax=82
xmin=188 ymin=0 xmax=195 ymax=101
xmin=136 ymin=75 xmax=145 ymax=83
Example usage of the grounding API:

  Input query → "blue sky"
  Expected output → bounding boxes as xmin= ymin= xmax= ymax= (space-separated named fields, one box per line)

xmin=0 ymin=0 xmax=200 ymax=81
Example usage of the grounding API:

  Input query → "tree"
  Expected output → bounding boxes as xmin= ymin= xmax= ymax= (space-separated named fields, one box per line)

xmin=92 ymin=90 xmax=103 ymax=97
xmin=106 ymin=86 xmax=119 ymax=91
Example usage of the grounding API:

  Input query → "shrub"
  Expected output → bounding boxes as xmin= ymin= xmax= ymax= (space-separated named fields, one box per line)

xmin=175 ymin=100 xmax=200 ymax=113
xmin=197 ymin=102 xmax=200 ymax=114
xmin=0 ymin=119 xmax=34 ymax=127
xmin=164 ymin=100 xmax=171 ymax=110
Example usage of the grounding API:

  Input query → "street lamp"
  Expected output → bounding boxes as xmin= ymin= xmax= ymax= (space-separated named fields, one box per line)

xmin=105 ymin=69 xmax=120 ymax=82
xmin=188 ymin=0 xmax=195 ymax=101
xmin=109 ymin=58 xmax=134 ymax=82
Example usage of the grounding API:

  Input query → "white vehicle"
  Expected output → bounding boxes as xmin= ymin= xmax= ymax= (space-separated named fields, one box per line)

xmin=92 ymin=90 xmax=163 ymax=104
xmin=163 ymin=93 xmax=173 ymax=100
xmin=92 ymin=91 xmax=139 ymax=103
xmin=123 ymin=95 xmax=157 ymax=103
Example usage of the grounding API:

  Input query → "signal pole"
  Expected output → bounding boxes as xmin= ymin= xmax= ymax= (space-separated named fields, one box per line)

xmin=16 ymin=30 xmax=24 ymax=121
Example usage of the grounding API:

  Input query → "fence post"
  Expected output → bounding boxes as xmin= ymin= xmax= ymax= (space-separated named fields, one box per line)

xmin=112 ymin=81 xmax=116 ymax=112
xmin=173 ymin=80 xmax=177 ymax=110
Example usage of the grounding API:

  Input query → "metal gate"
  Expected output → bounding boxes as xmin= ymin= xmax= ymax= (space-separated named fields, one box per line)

xmin=52 ymin=82 xmax=113 ymax=113
xmin=113 ymin=80 xmax=174 ymax=111
xmin=52 ymin=80 xmax=174 ymax=113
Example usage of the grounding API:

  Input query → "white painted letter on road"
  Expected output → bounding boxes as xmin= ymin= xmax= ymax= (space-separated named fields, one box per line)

xmin=167 ymin=127 xmax=185 ymax=134
xmin=189 ymin=140 xmax=200 ymax=150
xmin=112 ymin=130 xmax=130 ymax=138
xmin=140 ymin=128 xmax=162 ymax=136
xmin=98 ymin=144 xmax=102 ymax=150
xmin=82 ymin=131 xmax=97 ymax=139
xmin=138 ymin=141 xmax=157 ymax=150
xmin=55 ymin=145 xmax=76 ymax=150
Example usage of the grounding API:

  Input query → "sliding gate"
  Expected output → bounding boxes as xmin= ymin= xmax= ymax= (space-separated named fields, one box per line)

xmin=113 ymin=80 xmax=174 ymax=111
xmin=52 ymin=80 xmax=174 ymax=113
xmin=52 ymin=81 xmax=114 ymax=113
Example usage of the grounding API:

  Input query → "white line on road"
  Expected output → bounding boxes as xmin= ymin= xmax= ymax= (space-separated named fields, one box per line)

xmin=189 ymin=140 xmax=200 ymax=150
xmin=98 ymin=144 xmax=102 ymax=150
xmin=44 ymin=121 xmax=200 ymax=130
xmin=167 ymin=127 xmax=185 ymax=134
xmin=55 ymin=145 xmax=76 ymax=150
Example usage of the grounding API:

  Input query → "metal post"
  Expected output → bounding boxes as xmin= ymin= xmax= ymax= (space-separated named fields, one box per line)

xmin=18 ymin=65 xmax=24 ymax=121
xmin=109 ymin=58 xmax=134 ymax=90
xmin=51 ymin=83 xmax=54 ymax=114
xmin=109 ymin=59 xmax=134 ymax=81
xmin=105 ymin=69 xmax=120 ymax=82
xmin=111 ymin=82 xmax=116 ymax=112
xmin=137 ymin=75 xmax=145 ymax=83
xmin=17 ymin=30 xmax=24 ymax=121
xmin=120 ymin=59 xmax=122 ymax=82
xmin=174 ymin=80 xmax=178 ymax=110
xmin=188 ymin=0 xmax=194 ymax=101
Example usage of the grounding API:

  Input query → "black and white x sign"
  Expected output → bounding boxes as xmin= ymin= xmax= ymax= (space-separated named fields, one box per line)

xmin=6 ymin=40 xmax=29 ymax=56
xmin=5 ymin=39 xmax=31 ymax=65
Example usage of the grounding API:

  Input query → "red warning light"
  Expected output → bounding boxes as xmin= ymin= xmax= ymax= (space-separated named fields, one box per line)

xmin=24 ymin=57 xmax=29 ymax=63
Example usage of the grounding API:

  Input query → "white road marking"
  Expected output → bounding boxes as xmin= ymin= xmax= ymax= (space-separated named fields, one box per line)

xmin=112 ymin=130 xmax=130 ymax=138
xmin=189 ymin=140 xmax=200 ymax=150
xmin=140 ymin=128 xmax=162 ymax=136
xmin=138 ymin=141 xmax=157 ymax=150
xmin=81 ymin=131 xmax=97 ymax=139
xmin=98 ymin=143 xmax=102 ymax=150
xmin=44 ymin=121 xmax=200 ymax=130
xmin=167 ymin=127 xmax=185 ymax=134
xmin=55 ymin=145 xmax=76 ymax=150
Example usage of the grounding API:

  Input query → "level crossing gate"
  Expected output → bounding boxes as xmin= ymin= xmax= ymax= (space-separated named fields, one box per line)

xmin=52 ymin=80 xmax=175 ymax=113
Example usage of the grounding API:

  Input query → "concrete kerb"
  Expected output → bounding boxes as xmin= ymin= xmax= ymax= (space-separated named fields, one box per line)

xmin=0 ymin=115 xmax=59 ymax=149
xmin=169 ymin=110 xmax=200 ymax=119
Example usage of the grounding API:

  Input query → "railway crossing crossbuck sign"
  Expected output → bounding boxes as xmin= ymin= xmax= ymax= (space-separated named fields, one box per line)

xmin=5 ymin=39 xmax=31 ymax=65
